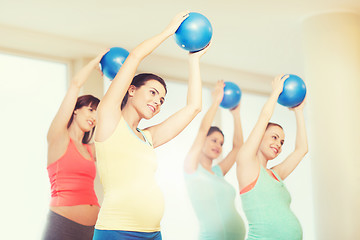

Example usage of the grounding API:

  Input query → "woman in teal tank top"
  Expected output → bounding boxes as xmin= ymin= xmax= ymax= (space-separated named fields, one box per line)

xmin=236 ymin=74 xmax=308 ymax=240
xmin=184 ymin=81 xmax=246 ymax=240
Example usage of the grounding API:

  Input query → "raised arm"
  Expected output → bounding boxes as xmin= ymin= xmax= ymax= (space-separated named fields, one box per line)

xmin=148 ymin=43 xmax=211 ymax=148
xmin=95 ymin=11 xmax=190 ymax=141
xmin=47 ymin=50 xmax=107 ymax=143
xmin=272 ymin=98 xmax=308 ymax=180
xmin=218 ymin=103 xmax=243 ymax=176
xmin=238 ymin=74 xmax=287 ymax=161
xmin=184 ymin=80 xmax=224 ymax=173
xmin=236 ymin=74 xmax=287 ymax=188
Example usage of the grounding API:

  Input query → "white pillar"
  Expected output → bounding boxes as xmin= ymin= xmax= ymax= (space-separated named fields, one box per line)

xmin=72 ymin=58 xmax=104 ymax=99
xmin=302 ymin=12 xmax=360 ymax=240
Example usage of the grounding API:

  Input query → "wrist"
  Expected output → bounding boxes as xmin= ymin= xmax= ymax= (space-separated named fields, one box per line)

xmin=161 ymin=28 xmax=174 ymax=39
xmin=270 ymin=90 xmax=281 ymax=100
xmin=189 ymin=55 xmax=200 ymax=63
xmin=293 ymin=108 xmax=303 ymax=114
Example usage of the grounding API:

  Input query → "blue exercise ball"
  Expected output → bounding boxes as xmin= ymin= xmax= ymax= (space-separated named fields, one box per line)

xmin=277 ymin=74 xmax=306 ymax=108
xmin=174 ymin=12 xmax=213 ymax=52
xmin=100 ymin=47 xmax=129 ymax=80
xmin=220 ymin=82 xmax=242 ymax=109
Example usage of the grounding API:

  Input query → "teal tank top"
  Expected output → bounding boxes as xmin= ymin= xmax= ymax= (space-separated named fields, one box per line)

xmin=241 ymin=166 xmax=302 ymax=240
xmin=185 ymin=165 xmax=246 ymax=240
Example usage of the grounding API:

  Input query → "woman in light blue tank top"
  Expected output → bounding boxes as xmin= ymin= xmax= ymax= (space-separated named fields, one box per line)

xmin=236 ymin=74 xmax=308 ymax=240
xmin=184 ymin=80 xmax=246 ymax=240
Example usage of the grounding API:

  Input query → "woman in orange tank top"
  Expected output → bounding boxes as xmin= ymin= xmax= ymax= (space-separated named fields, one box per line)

xmin=42 ymin=50 xmax=108 ymax=240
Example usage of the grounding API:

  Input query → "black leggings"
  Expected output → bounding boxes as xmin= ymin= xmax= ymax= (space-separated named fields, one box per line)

xmin=42 ymin=210 xmax=95 ymax=240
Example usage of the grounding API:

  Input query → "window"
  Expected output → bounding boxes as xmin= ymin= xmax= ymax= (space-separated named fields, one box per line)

xmin=0 ymin=52 xmax=67 ymax=239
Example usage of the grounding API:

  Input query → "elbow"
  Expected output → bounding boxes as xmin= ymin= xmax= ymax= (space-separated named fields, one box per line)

xmin=127 ymin=51 xmax=143 ymax=63
xmin=298 ymin=146 xmax=309 ymax=156
xmin=303 ymin=146 xmax=309 ymax=155
xmin=194 ymin=105 xmax=202 ymax=115
xmin=193 ymin=105 xmax=202 ymax=116
xmin=233 ymin=143 xmax=242 ymax=151
xmin=189 ymin=103 xmax=201 ymax=116
xmin=232 ymin=139 xmax=243 ymax=150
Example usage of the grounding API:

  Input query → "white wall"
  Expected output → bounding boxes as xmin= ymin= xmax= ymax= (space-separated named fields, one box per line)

xmin=0 ymin=52 xmax=67 ymax=239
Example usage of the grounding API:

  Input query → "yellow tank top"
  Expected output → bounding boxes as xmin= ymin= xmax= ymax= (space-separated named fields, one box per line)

xmin=94 ymin=117 xmax=164 ymax=232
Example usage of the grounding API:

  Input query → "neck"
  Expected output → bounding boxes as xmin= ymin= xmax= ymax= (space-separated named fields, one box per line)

xmin=68 ymin=123 xmax=86 ymax=143
xmin=256 ymin=151 xmax=269 ymax=169
xmin=122 ymin=105 xmax=142 ymax=130
xmin=199 ymin=153 xmax=214 ymax=172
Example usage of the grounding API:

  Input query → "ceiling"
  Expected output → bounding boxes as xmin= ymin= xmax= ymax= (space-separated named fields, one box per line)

xmin=1 ymin=0 xmax=359 ymax=92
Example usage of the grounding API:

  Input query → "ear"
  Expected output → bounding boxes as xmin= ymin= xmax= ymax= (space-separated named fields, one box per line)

xmin=128 ymin=85 xmax=136 ymax=97
xmin=74 ymin=109 xmax=78 ymax=115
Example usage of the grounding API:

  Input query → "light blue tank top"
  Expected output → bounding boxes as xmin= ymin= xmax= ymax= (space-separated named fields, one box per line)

xmin=185 ymin=165 xmax=246 ymax=240
xmin=241 ymin=166 xmax=302 ymax=240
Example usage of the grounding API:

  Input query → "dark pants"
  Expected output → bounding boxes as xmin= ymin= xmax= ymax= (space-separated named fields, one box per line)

xmin=42 ymin=210 xmax=95 ymax=240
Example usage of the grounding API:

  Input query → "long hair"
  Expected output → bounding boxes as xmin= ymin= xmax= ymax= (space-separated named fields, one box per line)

xmin=67 ymin=95 xmax=100 ymax=144
xmin=121 ymin=73 xmax=167 ymax=110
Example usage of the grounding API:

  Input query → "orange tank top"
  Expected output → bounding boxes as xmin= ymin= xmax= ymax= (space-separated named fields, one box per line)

xmin=47 ymin=138 xmax=99 ymax=207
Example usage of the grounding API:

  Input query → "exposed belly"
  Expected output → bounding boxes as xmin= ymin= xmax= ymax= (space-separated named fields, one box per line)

xmin=50 ymin=205 xmax=100 ymax=226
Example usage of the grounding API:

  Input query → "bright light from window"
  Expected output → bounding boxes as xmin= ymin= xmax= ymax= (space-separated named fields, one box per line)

xmin=0 ymin=53 xmax=67 ymax=239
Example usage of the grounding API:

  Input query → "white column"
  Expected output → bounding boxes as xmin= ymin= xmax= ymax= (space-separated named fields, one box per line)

xmin=72 ymin=58 xmax=104 ymax=99
xmin=302 ymin=12 xmax=360 ymax=240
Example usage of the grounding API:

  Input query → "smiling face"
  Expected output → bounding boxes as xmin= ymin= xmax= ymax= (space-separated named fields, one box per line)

xmin=259 ymin=125 xmax=285 ymax=160
xmin=129 ymin=79 xmax=166 ymax=119
xmin=202 ymin=131 xmax=224 ymax=160
xmin=73 ymin=104 xmax=97 ymax=132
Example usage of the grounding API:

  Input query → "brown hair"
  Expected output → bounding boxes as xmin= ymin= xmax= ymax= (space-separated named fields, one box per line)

xmin=266 ymin=122 xmax=283 ymax=130
xmin=207 ymin=126 xmax=224 ymax=138
xmin=67 ymin=95 xmax=100 ymax=144
xmin=121 ymin=73 xmax=167 ymax=110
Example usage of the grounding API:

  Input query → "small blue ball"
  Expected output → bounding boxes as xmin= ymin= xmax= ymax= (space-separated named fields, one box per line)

xmin=220 ymin=82 xmax=242 ymax=109
xmin=277 ymin=74 xmax=306 ymax=108
xmin=100 ymin=47 xmax=129 ymax=80
xmin=174 ymin=12 xmax=213 ymax=52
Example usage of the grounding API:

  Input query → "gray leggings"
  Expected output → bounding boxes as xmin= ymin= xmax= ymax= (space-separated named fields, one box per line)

xmin=42 ymin=210 xmax=95 ymax=240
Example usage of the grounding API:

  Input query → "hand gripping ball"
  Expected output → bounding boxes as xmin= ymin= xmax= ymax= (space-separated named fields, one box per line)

xmin=220 ymin=82 xmax=242 ymax=109
xmin=277 ymin=74 xmax=306 ymax=108
xmin=100 ymin=47 xmax=129 ymax=80
xmin=174 ymin=12 xmax=213 ymax=52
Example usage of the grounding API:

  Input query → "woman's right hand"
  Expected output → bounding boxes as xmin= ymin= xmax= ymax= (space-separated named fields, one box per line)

xmin=189 ymin=41 xmax=212 ymax=59
xmin=212 ymin=80 xmax=225 ymax=104
xmin=91 ymin=48 xmax=110 ymax=74
xmin=163 ymin=10 xmax=190 ymax=36
xmin=272 ymin=74 xmax=288 ymax=96
xmin=230 ymin=102 xmax=241 ymax=115
xmin=70 ymin=49 xmax=110 ymax=87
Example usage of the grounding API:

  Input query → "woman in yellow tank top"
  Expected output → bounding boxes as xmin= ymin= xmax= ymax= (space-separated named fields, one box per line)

xmin=93 ymin=11 xmax=211 ymax=240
